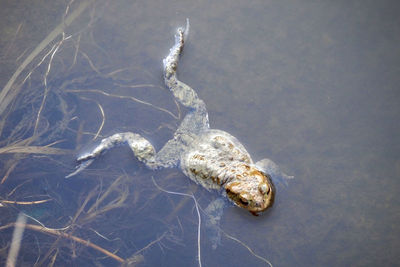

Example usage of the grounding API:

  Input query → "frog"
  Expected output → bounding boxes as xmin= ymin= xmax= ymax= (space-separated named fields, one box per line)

xmin=66 ymin=20 xmax=293 ymax=216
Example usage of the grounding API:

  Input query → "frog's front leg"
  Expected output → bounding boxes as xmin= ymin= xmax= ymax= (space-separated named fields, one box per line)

xmin=255 ymin=158 xmax=294 ymax=186
xmin=66 ymin=132 xmax=157 ymax=178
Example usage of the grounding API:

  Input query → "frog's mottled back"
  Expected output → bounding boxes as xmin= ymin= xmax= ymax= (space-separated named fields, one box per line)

xmin=181 ymin=130 xmax=275 ymax=214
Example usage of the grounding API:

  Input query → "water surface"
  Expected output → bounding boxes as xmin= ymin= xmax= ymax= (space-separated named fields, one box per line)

xmin=0 ymin=0 xmax=399 ymax=266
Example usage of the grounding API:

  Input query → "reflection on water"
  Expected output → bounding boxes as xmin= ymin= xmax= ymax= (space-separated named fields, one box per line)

xmin=1 ymin=0 xmax=399 ymax=266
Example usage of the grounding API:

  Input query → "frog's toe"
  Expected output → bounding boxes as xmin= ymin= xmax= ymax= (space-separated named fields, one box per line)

xmin=65 ymin=158 xmax=94 ymax=178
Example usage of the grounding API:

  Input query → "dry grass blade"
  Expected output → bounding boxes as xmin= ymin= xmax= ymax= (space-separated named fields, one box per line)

xmin=6 ymin=213 xmax=27 ymax=267
xmin=86 ymin=175 xmax=125 ymax=214
xmin=93 ymin=101 xmax=105 ymax=139
xmin=34 ymin=32 xmax=69 ymax=135
xmin=151 ymin=176 xmax=202 ymax=267
xmin=1 ymin=161 xmax=19 ymax=184
xmin=0 ymin=199 xmax=52 ymax=205
xmin=79 ymin=50 xmax=101 ymax=74
xmin=0 ymin=223 xmax=125 ymax=263
xmin=0 ymin=145 xmax=70 ymax=155
xmin=223 ymin=232 xmax=273 ymax=267
xmin=66 ymin=89 xmax=179 ymax=119
xmin=78 ymin=97 xmax=105 ymax=140
xmin=83 ymin=176 xmax=128 ymax=222
xmin=70 ymin=185 xmax=100 ymax=224
xmin=129 ymin=231 xmax=167 ymax=258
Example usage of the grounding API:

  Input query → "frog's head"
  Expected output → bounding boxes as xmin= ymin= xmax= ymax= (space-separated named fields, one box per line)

xmin=225 ymin=165 xmax=275 ymax=215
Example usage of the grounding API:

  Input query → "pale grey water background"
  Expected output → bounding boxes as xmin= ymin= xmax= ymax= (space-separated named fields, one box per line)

xmin=1 ymin=0 xmax=399 ymax=266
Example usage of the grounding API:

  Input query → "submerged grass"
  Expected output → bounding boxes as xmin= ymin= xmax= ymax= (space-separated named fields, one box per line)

xmin=0 ymin=1 xmax=182 ymax=265
xmin=0 ymin=1 xmax=272 ymax=266
xmin=0 ymin=1 xmax=139 ymax=265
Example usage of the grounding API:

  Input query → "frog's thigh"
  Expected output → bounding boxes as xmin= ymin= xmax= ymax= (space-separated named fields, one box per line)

xmin=155 ymin=108 xmax=209 ymax=168
xmin=172 ymin=80 xmax=204 ymax=108
xmin=153 ymin=138 xmax=185 ymax=168
xmin=175 ymin=109 xmax=209 ymax=136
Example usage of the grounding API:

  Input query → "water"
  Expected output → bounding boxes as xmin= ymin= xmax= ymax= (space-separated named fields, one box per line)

xmin=0 ymin=0 xmax=399 ymax=266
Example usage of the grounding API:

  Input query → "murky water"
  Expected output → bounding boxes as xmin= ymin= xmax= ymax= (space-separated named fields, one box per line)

xmin=1 ymin=0 xmax=399 ymax=266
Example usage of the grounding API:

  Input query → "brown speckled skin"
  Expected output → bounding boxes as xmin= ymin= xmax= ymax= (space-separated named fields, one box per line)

xmin=181 ymin=130 xmax=275 ymax=214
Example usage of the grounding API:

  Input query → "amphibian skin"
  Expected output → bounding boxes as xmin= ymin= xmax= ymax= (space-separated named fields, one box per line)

xmin=66 ymin=20 xmax=292 ymax=215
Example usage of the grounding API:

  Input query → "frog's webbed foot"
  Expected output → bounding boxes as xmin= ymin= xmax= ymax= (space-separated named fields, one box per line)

xmin=255 ymin=158 xmax=294 ymax=187
xmin=163 ymin=19 xmax=189 ymax=80
xmin=65 ymin=132 xmax=157 ymax=178
xmin=65 ymin=158 xmax=95 ymax=178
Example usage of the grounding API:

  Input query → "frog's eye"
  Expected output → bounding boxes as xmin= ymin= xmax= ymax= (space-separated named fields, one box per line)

xmin=239 ymin=197 xmax=249 ymax=206
xmin=238 ymin=193 xmax=252 ymax=206
xmin=259 ymin=183 xmax=270 ymax=194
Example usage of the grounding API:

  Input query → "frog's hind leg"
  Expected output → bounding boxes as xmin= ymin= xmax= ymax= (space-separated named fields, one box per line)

xmin=163 ymin=19 xmax=209 ymax=134
xmin=154 ymin=21 xmax=209 ymax=167
xmin=66 ymin=132 xmax=161 ymax=178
